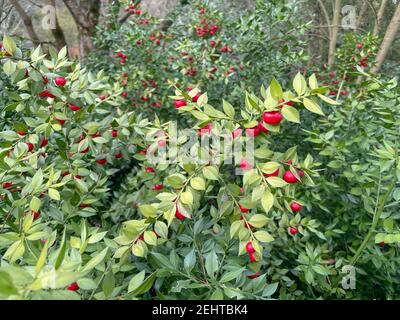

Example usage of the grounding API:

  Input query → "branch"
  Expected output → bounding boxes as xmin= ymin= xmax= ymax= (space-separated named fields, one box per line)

xmin=8 ymin=0 xmax=40 ymax=43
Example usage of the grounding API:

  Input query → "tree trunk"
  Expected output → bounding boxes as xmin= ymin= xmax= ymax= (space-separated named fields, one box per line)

xmin=8 ymin=0 xmax=40 ymax=44
xmin=373 ymin=0 xmax=388 ymax=36
xmin=328 ymin=0 xmax=341 ymax=69
xmin=47 ymin=0 xmax=67 ymax=51
xmin=371 ymin=3 xmax=400 ymax=74
xmin=62 ymin=0 xmax=101 ymax=59
xmin=356 ymin=1 xmax=368 ymax=32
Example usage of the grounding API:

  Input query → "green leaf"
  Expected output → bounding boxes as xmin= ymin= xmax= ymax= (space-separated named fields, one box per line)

xmin=184 ymin=249 xmax=196 ymax=273
xmin=48 ymin=188 xmax=60 ymax=201
xmin=190 ymin=177 xmax=206 ymax=190
xmin=220 ymin=267 xmax=245 ymax=283
xmin=82 ymin=247 xmax=108 ymax=273
xmin=128 ymin=270 xmax=145 ymax=293
xmin=281 ymin=106 xmax=300 ymax=123
xmin=31 ymin=169 xmax=44 ymax=191
xmin=0 ymin=271 xmax=18 ymax=296
xmin=269 ymin=78 xmax=283 ymax=100
xmin=29 ymin=196 xmax=41 ymax=212
xmin=3 ymin=35 xmax=17 ymax=55
xmin=139 ymin=204 xmax=157 ymax=218
xmin=261 ymin=190 xmax=274 ymax=213
xmin=54 ymin=228 xmax=67 ymax=270
xmin=303 ymin=98 xmax=324 ymax=115
xmin=205 ymin=251 xmax=219 ymax=279
xmin=318 ymin=94 xmax=340 ymax=105
xmin=223 ymin=100 xmax=235 ymax=118
xmin=181 ymin=191 xmax=193 ymax=205
xmin=266 ymin=176 xmax=287 ymax=188
xmin=202 ymin=166 xmax=219 ymax=180
xmin=144 ymin=231 xmax=157 ymax=246
xmin=254 ymin=231 xmax=274 ymax=243
xmin=293 ymin=72 xmax=307 ymax=95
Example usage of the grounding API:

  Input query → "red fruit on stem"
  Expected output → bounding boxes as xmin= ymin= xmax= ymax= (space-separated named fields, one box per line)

xmin=239 ymin=205 xmax=249 ymax=213
xmin=54 ymin=77 xmax=66 ymax=87
xmin=357 ymin=43 xmax=363 ymax=49
xmin=69 ymin=104 xmax=81 ymax=112
xmin=146 ymin=167 xmax=155 ymax=173
xmin=17 ymin=131 xmax=27 ymax=136
xmin=246 ymin=241 xmax=255 ymax=254
xmin=56 ymin=119 xmax=66 ymax=125
xmin=112 ymin=130 xmax=118 ymax=138
xmin=96 ymin=158 xmax=107 ymax=165
xmin=232 ymin=128 xmax=242 ymax=139
xmin=246 ymin=127 xmax=260 ymax=137
xmin=2 ymin=182 xmax=13 ymax=189
xmin=40 ymin=137 xmax=48 ymax=147
xmin=379 ymin=241 xmax=385 ymax=247
xmin=290 ymin=202 xmax=302 ymax=212
xmin=115 ymin=152 xmax=123 ymax=159
xmin=121 ymin=92 xmax=127 ymax=98
xmin=248 ymin=272 xmax=260 ymax=279
xmin=290 ymin=227 xmax=299 ymax=235
xmin=152 ymin=184 xmax=164 ymax=190
xmin=32 ymin=211 xmax=40 ymax=220
xmin=258 ymin=122 xmax=268 ymax=133
xmin=175 ymin=207 xmax=186 ymax=220
xmin=174 ymin=99 xmax=187 ymax=108
xmin=67 ymin=283 xmax=79 ymax=291
xmin=263 ymin=111 xmax=283 ymax=125
xmin=249 ymin=252 xmax=257 ymax=263
xmin=263 ymin=168 xmax=279 ymax=177
xmin=283 ymin=170 xmax=299 ymax=184
xmin=239 ymin=159 xmax=251 ymax=170
xmin=26 ymin=143 xmax=34 ymax=152
xmin=80 ymin=203 xmax=90 ymax=208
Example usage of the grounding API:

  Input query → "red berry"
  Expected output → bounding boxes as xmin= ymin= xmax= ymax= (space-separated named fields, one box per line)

xmin=152 ymin=184 xmax=164 ymax=190
xmin=249 ymin=252 xmax=257 ymax=263
xmin=290 ymin=202 xmax=302 ymax=212
xmin=175 ymin=207 xmax=186 ymax=220
xmin=112 ymin=130 xmax=118 ymax=138
xmin=17 ymin=131 xmax=27 ymax=136
xmin=357 ymin=43 xmax=363 ymax=49
xmin=115 ymin=152 xmax=123 ymax=159
xmin=26 ymin=143 xmax=34 ymax=152
xmin=297 ymin=169 xmax=305 ymax=178
xmin=56 ymin=118 xmax=66 ymax=125
xmin=54 ymin=77 xmax=66 ymax=87
xmin=246 ymin=127 xmax=260 ymax=137
xmin=32 ymin=211 xmax=40 ymax=220
xmin=174 ymin=99 xmax=187 ymax=108
xmin=67 ymin=282 xmax=79 ymax=291
xmin=69 ymin=104 xmax=81 ymax=112
xmin=283 ymin=171 xmax=299 ymax=184
xmin=2 ymin=182 xmax=13 ymax=189
xmin=40 ymin=137 xmax=48 ymax=148
xmin=248 ymin=272 xmax=260 ymax=279
xmin=290 ymin=227 xmax=299 ymax=235
xmin=145 ymin=167 xmax=155 ymax=173
xmin=121 ymin=92 xmax=127 ymax=98
xmin=246 ymin=241 xmax=255 ymax=254
xmin=239 ymin=159 xmax=251 ymax=170
xmin=258 ymin=122 xmax=268 ymax=133
xmin=379 ymin=241 xmax=385 ymax=247
xmin=263 ymin=168 xmax=280 ymax=177
xmin=80 ymin=203 xmax=90 ymax=208
xmin=96 ymin=158 xmax=107 ymax=165
xmin=239 ymin=205 xmax=249 ymax=213
xmin=232 ymin=128 xmax=242 ymax=139
xmin=263 ymin=111 xmax=283 ymax=125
